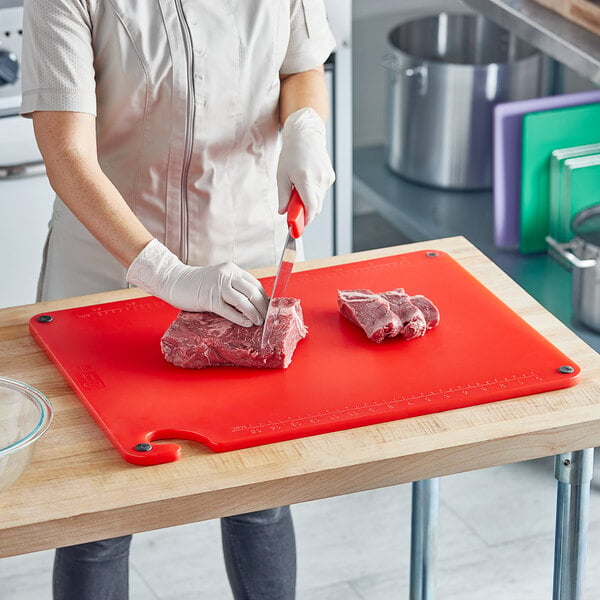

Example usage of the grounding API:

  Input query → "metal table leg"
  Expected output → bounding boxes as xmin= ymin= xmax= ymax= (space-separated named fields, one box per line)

xmin=553 ymin=448 xmax=594 ymax=600
xmin=410 ymin=478 xmax=440 ymax=600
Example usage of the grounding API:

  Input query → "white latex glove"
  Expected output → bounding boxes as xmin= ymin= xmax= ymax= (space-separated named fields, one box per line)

xmin=277 ymin=107 xmax=335 ymax=226
xmin=126 ymin=239 xmax=268 ymax=327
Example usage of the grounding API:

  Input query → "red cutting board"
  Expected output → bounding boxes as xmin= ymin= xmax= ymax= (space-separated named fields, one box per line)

xmin=29 ymin=250 xmax=580 ymax=465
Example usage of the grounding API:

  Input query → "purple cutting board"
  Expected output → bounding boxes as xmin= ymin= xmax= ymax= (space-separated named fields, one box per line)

xmin=494 ymin=89 xmax=600 ymax=248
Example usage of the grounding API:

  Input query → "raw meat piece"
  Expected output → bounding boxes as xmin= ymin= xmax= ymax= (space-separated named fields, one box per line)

xmin=161 ymin=298 xmax=307 ymax=369
xmin=381 ymin=289 xmax=427 ymax=340
xmin=337 ymin=289 xmax=400 ymax=343
xmin=409 ymin=294 xmax=440 ymax=329
xmin=337 ymin=287 xmax=439 ymax=342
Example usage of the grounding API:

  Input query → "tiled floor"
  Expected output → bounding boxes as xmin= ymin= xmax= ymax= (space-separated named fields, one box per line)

xmin=2 ymin=214 xmax=599 ymax=599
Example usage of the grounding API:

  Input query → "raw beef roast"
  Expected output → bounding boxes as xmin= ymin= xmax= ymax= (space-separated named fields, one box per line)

xmin=338 ymin=288 xmax=439 ymax=343
xmin=161 ymin=298 xmax=307 ymax=369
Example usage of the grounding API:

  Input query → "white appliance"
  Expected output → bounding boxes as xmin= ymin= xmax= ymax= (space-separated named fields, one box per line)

xmin=0 ymin=0 xmax=352 ymax=309
xmin=0 ymin=0 xmax=54 ymax=309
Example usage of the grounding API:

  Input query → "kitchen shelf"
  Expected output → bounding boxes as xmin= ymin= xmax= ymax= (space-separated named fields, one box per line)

xmin=354 ymin=144 xmax=600 ymax=352
xmin=461 ymin=0 xmax=600 ymax=84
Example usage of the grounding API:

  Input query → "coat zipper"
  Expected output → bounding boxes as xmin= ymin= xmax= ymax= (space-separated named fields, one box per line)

xmin=174 ymin=0 xmax=195 ymax=264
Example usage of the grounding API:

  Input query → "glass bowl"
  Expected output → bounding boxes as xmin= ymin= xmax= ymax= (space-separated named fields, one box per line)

xmin=0 ymin=376 xmax=53 ymax=493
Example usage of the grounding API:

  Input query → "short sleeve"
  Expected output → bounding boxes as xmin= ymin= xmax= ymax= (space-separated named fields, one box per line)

xmin=280 ymin=0 xmax=336 ymax=75
xmin=20 ymin=0 xmax=96 ymax=117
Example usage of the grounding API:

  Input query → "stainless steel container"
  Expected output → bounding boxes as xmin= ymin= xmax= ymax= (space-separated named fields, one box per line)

xmin=547 ymin=205 xmax=600 ymax=332
xmin=382 ymin=13 xmax=543 ymax=190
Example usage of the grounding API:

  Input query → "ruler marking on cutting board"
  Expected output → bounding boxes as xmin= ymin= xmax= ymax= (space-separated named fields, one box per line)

xmin=293 ymin=257 xmax=414 ymax=285
xmin=230 ymin=371 xmax=541 ymax=434
xmin=75 ymin=298 xmax=158 ymax=319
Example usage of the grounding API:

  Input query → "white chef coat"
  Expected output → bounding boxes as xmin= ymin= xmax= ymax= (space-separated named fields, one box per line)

xmin=20 ymin=0 xmax=335 ymax=301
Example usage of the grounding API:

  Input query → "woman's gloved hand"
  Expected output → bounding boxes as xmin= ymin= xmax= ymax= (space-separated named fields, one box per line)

xmin=277 ymin=107 xmax=335 ymax=226
xmin=126 ymin=239 xmax=268 ymax=327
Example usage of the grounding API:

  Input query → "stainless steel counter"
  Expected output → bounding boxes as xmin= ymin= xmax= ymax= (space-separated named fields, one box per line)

xmin=354 ymin=145 xmax=600 ymax=352
xmin=461 ymin=0 xmax=600 ymax=84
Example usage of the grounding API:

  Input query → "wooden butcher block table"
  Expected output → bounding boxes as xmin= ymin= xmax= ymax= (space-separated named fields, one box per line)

xmin=1 ymin=237 xmax=600 ymax=598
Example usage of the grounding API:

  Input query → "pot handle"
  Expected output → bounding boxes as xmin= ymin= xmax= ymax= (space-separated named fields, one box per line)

xmin=380 ymin=55 xmax=428 ymax=94
xmin=380 ymin=53 xmax=402 ymax=72
xmin=380 ymin=54 xmax=426 ymax=76
xmin=546 ymin=235 xmax=597 ymax=270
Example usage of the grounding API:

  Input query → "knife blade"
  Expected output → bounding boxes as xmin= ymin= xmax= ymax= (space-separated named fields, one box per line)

xmin=260 ymin=189 xmax=305 ymax=348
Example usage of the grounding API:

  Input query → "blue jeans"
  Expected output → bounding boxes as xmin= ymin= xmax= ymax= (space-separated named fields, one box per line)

xmin=53 ymin=507 xmax=296 ymax=600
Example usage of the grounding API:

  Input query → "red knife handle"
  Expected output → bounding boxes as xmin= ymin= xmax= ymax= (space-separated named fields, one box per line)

xmin=287 ymin=188 xmax=306 ymax=239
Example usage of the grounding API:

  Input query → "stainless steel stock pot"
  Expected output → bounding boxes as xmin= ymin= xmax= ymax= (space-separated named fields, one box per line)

xmin=382 ymin=13 xmax=542 ymax=190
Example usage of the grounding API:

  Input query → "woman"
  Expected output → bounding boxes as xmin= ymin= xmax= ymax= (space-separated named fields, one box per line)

xmin=21 ymin=1 xmax=336 ymax=598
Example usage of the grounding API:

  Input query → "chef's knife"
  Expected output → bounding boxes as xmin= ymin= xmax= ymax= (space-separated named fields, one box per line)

xmin=260 ymin=189 xmax=305 ymax=348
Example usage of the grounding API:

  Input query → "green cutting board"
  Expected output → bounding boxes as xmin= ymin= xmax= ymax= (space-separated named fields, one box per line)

xmin=520 ymin=103 xmax=600 ymax=253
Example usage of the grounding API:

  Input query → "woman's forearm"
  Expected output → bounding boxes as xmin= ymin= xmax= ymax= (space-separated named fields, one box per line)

xmin=279 ymin=65 xmax=329 ymax=126
xmin=32 ymin=111 xmax=153 ymax=268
